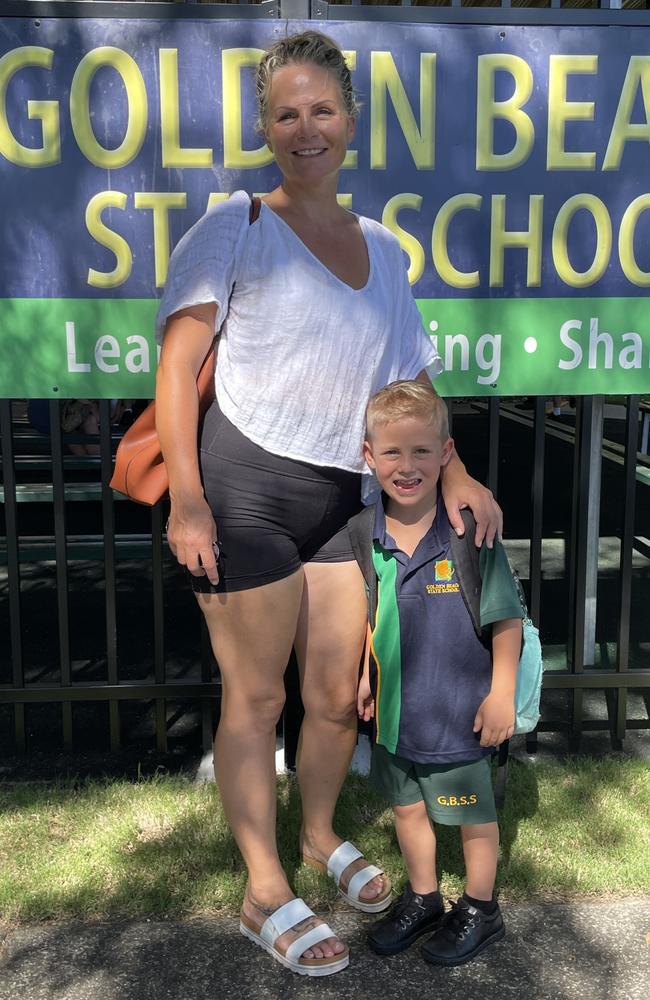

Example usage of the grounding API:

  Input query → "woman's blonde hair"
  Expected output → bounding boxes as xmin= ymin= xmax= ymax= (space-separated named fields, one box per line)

xmin=255 ymin=30 xmax=360 ymax=133
xmin=366 ymin=380 xmax=449 ymax=441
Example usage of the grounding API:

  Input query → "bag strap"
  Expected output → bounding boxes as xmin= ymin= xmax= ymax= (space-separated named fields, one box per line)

xmin=448 ymin=508 xmax=484 ymax=641
xmin=249 ymin=195 xmax=261 ymax=225
xmin=199 ymin=197 xmax=260 ymax=378
xmin=348 ymin=505 xmax=377 ymax=627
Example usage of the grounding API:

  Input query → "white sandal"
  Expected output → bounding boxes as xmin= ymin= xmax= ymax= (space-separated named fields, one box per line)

xmin=239 ymin=897 xmax=349 ymax=977
xmin=303 ymin=841 xmax=392 ymax=914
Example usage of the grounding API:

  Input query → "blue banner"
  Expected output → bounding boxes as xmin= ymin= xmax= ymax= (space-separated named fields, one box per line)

xmin=1 ymin=15 xmax=650 ymax=394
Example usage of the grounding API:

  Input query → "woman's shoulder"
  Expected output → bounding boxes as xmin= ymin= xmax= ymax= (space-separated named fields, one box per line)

xmin=358 ymin=215 xmax=411 ymax=283
xmin=177 ymin=191 xmax=251 ymax=250
xmin=358 ymin=214 xmax=404 ymax=259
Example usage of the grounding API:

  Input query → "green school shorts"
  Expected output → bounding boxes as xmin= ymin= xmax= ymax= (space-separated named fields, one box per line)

xmin=369 ymin=744 xmax=497 ymax=826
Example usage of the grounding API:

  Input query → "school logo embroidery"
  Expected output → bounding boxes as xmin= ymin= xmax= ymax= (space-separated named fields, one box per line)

xmin=434 ymin=559 xmax=455 ymax=582
xmin=426 ymin=559 xmax=460 ymax=595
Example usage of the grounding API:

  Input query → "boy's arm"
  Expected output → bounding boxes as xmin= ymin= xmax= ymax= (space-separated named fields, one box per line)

xmin=357 ymin=622 xmax=375 ymax=722
xmin=473 ymin=617 xmax=522 ymax=747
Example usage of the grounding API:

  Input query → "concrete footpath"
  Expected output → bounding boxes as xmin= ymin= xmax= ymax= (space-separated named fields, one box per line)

xmin=1 ymin=901 xmax=648 ymax=1000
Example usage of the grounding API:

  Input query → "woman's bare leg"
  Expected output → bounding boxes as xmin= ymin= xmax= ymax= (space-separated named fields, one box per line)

xmin=294 ymin=560 xmax=386 ymax=901
xmin=199 ymin=571 xmax=344 ymax=960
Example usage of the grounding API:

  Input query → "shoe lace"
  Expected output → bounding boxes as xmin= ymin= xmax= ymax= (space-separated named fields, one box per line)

xmin=391 ymin=892 xmax=428 ymax=931
xmin=444 ymin=899 xmax=478 ymax=939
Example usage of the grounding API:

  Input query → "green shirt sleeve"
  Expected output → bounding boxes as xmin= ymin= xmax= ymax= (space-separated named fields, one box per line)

xmin=478 ymin=539 xmax=525 ymax=628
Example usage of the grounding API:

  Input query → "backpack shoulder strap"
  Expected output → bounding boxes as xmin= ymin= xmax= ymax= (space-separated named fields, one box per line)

xmin=249 ymin=196 xmax=261 ymax=224
xmin=348 ymin=505 xmax=377 ymax=627
xmin=449 ymin=508 xmax=484 ymax=640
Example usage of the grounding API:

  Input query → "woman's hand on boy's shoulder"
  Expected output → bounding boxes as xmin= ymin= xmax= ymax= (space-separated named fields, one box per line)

xmin=440 ymin=464 xmax=503 ymax=548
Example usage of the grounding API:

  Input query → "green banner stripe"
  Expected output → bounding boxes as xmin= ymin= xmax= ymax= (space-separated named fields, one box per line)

xmin=1 ymin=297 xmax=649 ymax=398
xmin=418 ymin=297 xmax=650 ymax=397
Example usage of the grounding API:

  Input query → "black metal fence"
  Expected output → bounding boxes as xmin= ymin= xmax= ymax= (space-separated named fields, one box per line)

xmin=1 ymin=393 xmax=648 ymax=759
xmin=1 ymin=0 xmax=649 ymax=761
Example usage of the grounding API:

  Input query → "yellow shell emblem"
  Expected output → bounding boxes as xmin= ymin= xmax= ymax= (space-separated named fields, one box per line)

xmin=434 ymin=559 xmax=455 ymax=582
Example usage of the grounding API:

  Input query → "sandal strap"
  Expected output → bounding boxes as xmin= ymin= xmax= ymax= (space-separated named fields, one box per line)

xmin=326 ymin=841 xmax=363 ymax=886
xmin=260 ymin=898 xmax=314 ymax=946
xmin=285 ymin=922 xmax=336 ymax=965
xmin=346 ymin=863 xmax=384 ymax=903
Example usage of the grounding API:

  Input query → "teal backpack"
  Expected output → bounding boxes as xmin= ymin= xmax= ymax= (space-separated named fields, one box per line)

xmin=509 ymin=572 xmax=543 ymax=735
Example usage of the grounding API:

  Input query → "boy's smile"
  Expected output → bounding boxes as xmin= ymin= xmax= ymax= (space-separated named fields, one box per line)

xmin=364 ymin=417 xmax=454 ymax=520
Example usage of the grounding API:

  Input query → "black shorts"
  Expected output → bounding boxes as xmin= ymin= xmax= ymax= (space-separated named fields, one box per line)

xmin=189 ymin=400 xmax=362 ymax=593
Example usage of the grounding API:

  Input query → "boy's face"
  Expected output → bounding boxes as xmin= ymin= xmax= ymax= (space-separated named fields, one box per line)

xmin=364 ymin=417 xmax=454 ymax=514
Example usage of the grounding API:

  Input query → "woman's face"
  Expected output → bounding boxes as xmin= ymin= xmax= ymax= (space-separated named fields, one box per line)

xmin=264 ymin=61 xmax=355 ymax=185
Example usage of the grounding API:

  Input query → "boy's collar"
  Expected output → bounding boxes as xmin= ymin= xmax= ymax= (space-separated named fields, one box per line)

xmin=373 ymin=489 xmax=450 ymax=550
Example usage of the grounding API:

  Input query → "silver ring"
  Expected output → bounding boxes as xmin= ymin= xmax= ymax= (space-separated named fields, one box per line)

xmin=212 ymin=541 xmax=220 ymax=560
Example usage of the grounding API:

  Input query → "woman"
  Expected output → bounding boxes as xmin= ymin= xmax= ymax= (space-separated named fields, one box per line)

xmin=155 ymin=31 xmax=500 ymax=976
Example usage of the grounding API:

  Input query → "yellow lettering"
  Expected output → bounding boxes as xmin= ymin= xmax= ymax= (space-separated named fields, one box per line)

xmin=437 ymin=796 xmax=447 ymax=806
xmin=70 ymin=47 xmax=147 ymax=168
xmin=222 ymin=48 xmax=272 ymax=169
xmin=547 ymin=55 xmax=597 ymax=170
xmin=160 ymin=49 xmax=213 ymax=168
xmin=0 ymin=46 xmax=60 ymax=166
xmin=382 ymin=193 xmax=425 ymax=284
xmin=370 ymin=52 xmax=436 ymax=170
xmin=342 ymin=50 xmax=358 ymax=169
xmin=476 ymin=54 xmax=534 ymax=170
xmin=552 ymin=193 xmax=611 ymax=288
xmin=432 ymin=193 xmax=482 ymax=289
xmin=85 ymin=191 xmax=132 ymax=288
xmin=603 ymin=56 xmax=650 ymax=170
xmin=490 ymin=194 xmax=543 ymax=287
xmin=619 ymin=194 xmax=650 ymax=286
xmin=133 ymin=192 xmax=187 ymax=287
xmin=206 ymin=193 xmax=230 ymax=211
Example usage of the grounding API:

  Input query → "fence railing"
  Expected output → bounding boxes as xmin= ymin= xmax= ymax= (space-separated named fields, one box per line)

xmin=2 ymin=395 xmax=648 ymax=760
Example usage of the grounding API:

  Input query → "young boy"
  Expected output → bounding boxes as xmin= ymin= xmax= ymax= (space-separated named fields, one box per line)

xmin=351 ymin=380 xmax=523 ymax=967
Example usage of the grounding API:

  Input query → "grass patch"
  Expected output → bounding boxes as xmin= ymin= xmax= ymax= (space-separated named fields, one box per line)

xmin=0 ymin=757 xmax=648 ymax=922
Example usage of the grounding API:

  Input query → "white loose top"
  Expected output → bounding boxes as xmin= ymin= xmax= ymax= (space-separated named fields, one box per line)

xmin=156 ymin=191 xmax=442 ymax=473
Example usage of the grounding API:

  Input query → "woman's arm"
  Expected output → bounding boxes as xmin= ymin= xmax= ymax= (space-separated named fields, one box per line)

xmin=156 ymin=302 xmax=220 ymax=585
xmin=414 ymin=370 xmax=502 ymax=547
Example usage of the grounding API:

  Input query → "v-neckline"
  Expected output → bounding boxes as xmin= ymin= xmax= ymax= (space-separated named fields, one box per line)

xmin=260 ymin=202 xmax=373 ymax=293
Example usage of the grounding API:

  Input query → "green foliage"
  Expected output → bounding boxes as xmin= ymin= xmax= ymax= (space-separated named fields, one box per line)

xmin=0 ymin=758 xmax=647 ymax=921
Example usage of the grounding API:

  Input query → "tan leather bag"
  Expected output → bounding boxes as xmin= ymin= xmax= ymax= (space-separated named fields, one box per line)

xmin=109 ymin=196 xmax=260 ymax=505
xmin=109 ymin=347 xmax=215 ymax=505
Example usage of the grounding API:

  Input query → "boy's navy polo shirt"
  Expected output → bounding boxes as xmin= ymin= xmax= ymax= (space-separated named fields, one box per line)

xmin=369 ymin=497 xmax=522 ymax=765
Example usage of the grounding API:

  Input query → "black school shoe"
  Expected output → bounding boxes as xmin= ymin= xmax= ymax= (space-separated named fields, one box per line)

xmin=367 ymin=884 xmax=445 ymax=956
xmin=420 ymin=896 xmax=505 ymax=966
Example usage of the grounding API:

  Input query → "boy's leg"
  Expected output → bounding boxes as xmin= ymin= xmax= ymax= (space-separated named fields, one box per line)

xmin=421 ymin=818 xmax=505 ymax=966
xmin=420 ymin=760 xmax=505 ymax=967
xmin=461 ymin=822 xmax=499 ymax=902
xmin=394 ymin=801 xmax=438 ymax=895
xmin=366 ymin=751 xmax=444 ymax=955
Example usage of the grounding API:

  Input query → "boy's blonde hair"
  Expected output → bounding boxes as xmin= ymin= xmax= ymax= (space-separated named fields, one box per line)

xmin=365 ymin=380 xmax=449 ymax=441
